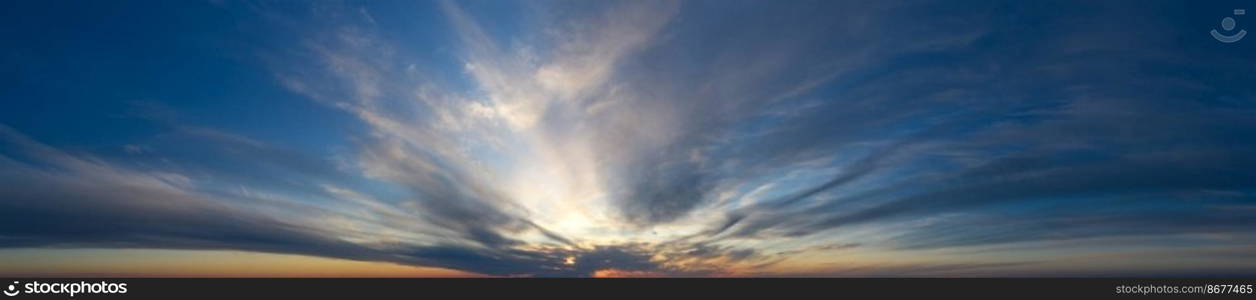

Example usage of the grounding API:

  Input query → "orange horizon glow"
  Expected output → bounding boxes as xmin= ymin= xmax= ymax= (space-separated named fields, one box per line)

xmin=0 ymin=248 xmax=481 ymax=278
xmin=592 ymin=269 xmax=667 ymax=278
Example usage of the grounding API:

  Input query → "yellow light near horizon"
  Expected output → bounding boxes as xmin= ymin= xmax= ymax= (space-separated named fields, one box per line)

xmin=0 ymin=248 xmax=479 ymax=278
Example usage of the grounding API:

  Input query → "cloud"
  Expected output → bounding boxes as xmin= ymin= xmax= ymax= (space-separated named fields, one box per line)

xmin=0 ymin=125 xmax=774 ymax=276
xmin=0 ymin=126 xmax=384 ymax=261
xmin=4 ymin=0 xmax=1256 ymax=277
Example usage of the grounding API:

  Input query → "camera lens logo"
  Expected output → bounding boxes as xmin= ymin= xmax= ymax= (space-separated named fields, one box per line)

xmin=1212 ymin=9 xmax=1247 ymax=43
xmin=3 ymin=281 xmax=17 ymax=297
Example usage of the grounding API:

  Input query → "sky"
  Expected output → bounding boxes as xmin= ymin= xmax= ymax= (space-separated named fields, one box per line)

xmin=1 ymin=0 xmax=1255 ymax=277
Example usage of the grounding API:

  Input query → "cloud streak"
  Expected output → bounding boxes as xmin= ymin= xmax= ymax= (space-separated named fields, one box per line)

xmin=2 ymin=0 xmax=1255 ymax=277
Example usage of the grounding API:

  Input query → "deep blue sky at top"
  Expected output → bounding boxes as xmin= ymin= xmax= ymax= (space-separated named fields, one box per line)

xmin=4 ymin=0 xmax=1254 ymax=150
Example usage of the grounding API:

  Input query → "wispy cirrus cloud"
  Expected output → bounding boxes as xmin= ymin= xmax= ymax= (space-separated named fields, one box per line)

xmin=2 ymin=0 xmax=1256 ymax=277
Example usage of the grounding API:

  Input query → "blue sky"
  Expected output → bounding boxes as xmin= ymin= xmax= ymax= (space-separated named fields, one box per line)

xmin=2 ymin=0 xmax=1255 ymax=277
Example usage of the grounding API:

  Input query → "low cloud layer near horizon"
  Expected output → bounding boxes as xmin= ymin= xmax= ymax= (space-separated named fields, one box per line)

xmin=2 ymin=0 xmax=1255 ymax=277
